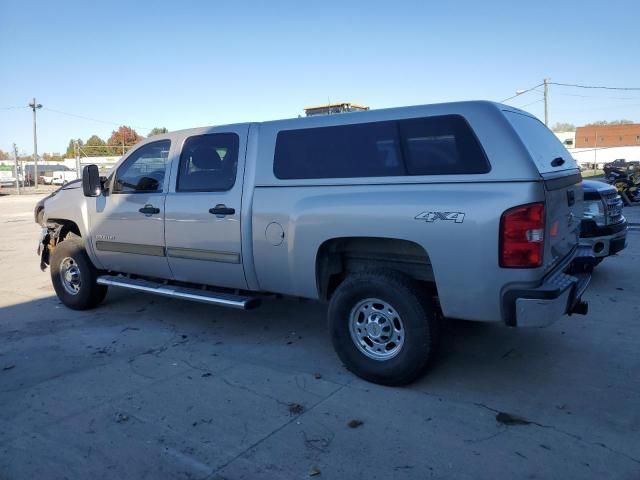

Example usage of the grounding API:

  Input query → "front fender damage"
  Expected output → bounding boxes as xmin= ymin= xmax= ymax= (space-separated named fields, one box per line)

xmin=38 ymin=224 xmax=63 ymax=271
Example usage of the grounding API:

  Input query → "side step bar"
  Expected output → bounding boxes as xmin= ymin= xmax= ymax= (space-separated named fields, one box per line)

xmin=96 ymin=275 xmax=260 ymax=310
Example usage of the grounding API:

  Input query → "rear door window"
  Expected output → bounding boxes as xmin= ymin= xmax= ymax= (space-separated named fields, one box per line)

xmin=505 ymin=111 xmax=578 ymax=174
xmin=177 ymin=133 xmax=239 ymax=192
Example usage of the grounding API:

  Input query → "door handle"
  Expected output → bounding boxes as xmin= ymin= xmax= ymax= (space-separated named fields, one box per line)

xmin=139 ymin=205 xmax=160 ymax=215
xmin=209 ymin=205 xmax=235 ymax=216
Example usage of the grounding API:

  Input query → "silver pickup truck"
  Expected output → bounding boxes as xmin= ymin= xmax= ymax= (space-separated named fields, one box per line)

xmin=38 ymin=101 xmax=591 ymax=385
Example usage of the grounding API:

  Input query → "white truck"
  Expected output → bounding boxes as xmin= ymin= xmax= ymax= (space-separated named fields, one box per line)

xmin=51 ymin=170 xmax=78 ymax=186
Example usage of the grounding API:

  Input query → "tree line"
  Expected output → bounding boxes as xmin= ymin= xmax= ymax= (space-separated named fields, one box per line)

xmin=552 ymin=119 xmax=634 ymax=132
xmin=0 ymin=126 xmax=169 ymax=161
xmin=65 ymin=126 xmax=168 ymax=157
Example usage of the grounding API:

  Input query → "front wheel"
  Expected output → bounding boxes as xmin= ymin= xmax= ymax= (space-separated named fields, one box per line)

xmin=50 ymin=233 xmax=108 ymax=310
xmin=328 ymin=271 xmax=440 ymax=386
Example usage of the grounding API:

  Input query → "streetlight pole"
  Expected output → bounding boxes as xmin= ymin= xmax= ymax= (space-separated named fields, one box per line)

xmin=28 ymin=97 xmax=42 ymax=189
xmin=13 ymin=143 xmax=20 ymax=195
xmin=74 ymin=140 xmax=81 ymax=177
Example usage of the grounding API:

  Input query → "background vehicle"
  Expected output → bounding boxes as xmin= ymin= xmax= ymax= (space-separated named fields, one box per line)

xmin=51 ymin=170 xmax=78 ymax=186
xmin=603 ymin=159 xmax=640 ymax=175
xmin=0 ymin=170 xmax=18 ymax=187
xmin=580 ymin=180 xmax=627 ymax=264
xmin=37 ymin=101 xmax=591 ymax=385
xmin=605 ymin=168 xmax=640 ymax=204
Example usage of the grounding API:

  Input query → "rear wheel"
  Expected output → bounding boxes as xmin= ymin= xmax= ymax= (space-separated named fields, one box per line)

xmin=50 ymin=233 xmax=107 ymax=310
xmin=328 ymin=271 xmax=440 ymax=386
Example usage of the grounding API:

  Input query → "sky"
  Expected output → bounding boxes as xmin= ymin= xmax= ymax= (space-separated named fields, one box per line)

xmin=1 ymin=0 xmax=639 ymax=155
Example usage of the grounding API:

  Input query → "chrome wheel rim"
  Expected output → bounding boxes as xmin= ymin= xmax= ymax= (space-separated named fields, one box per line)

xmin=59 ymin=257 xmax=81 ymax=296
xmin=349 ymin=298 xmax=405 ymax=361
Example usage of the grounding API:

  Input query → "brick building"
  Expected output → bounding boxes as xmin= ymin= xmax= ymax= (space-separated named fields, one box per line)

xmin=575 ymin=124 xmax=640 ymax=148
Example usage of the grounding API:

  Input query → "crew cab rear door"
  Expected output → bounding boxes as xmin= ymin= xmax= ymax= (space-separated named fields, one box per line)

xmin=505 ymin=111 xmax=583 ymax=268
xmin=164 ymin=126 xmax=248 ymax=289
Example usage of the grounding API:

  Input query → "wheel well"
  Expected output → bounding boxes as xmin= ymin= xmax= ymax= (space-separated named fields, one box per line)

xmin=316 ymin=237 xmax=435 ymax=300
xmin=47 ymin=219 xmax=81 ymax=242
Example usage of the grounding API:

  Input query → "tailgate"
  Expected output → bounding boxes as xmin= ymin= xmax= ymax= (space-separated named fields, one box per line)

xmin=504 ymin=110 xmax=583 ymax=268
xmin=542 ymin=174 xmax=583 ymax=267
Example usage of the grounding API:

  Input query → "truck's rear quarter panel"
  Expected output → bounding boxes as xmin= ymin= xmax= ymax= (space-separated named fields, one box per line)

xmin=252 ymin=181 xmax=545 ymax=322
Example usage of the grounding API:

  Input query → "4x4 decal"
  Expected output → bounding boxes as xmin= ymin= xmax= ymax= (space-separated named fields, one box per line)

xmin=415 ymin=211 xmax=466 ymax=223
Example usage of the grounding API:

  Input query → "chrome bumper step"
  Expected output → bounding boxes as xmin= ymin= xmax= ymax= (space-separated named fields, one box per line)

xmin=96 ymin=275 xmax=260 ymax=310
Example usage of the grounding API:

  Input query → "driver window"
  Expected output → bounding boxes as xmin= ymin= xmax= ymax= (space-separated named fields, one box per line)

xmin=112 ymin=140 xmax=171 ymax=193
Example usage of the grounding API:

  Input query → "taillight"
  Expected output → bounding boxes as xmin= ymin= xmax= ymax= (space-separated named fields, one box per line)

xmin=499 ymin=202 xmax=545 ymax=268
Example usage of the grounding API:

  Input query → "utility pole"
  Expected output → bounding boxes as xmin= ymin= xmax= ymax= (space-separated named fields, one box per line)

xmin=594 ymin=129 xmax=598 ymax=171
xmin=13 ymin=143 xmax=20 ymax=195
xmin=543 ymin=78 xmax=549 ymax=126
xmin=74 ymin=140 xmax=81 ymax=177
xmin=29 ymin=97 xmax=43 ymax=189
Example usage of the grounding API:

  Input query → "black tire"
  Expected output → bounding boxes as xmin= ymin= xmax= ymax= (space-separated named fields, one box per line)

xmin=36 ymin=208 xmax=44 ymax=226
xmin=50 ymin=233 xmax=108 ymax=310
xmin=328 ymin=270 xmax=440 ymax=386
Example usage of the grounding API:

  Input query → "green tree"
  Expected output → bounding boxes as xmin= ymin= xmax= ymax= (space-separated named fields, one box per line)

xmin=107 ymin=126 xmax=144 ymax=155
xmin=42 ymin=152 xmax=65 ymax=162
xmin=65 ymin=139 xmax=83 ymax=158
xmin=148 ymin=127 xmax=169 ymax=137
xmin=84 ymin=135 xmax=109 ymax=156
xmin=0 ymin=149 xmax=10 ymax=160
xmin=552 ymin=122 xmax=575 ymax=132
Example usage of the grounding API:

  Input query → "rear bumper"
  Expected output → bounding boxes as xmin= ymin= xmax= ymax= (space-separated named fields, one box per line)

xmin=503 ymin=247 xmax=592 ymax=328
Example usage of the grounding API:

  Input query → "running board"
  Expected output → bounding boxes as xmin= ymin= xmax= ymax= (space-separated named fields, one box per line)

xmin=96 ymin=275 xmax=260 ymax=310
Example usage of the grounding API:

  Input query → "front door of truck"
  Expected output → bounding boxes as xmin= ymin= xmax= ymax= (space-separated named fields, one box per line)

xmin=89 ymin=139 xmax=173 ymax=279
xmin=164 ymin=126 xmax=248 ymax=289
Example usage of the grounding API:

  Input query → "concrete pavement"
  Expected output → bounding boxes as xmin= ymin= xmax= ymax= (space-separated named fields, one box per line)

xmin=0 ymin=195 xmax=639 ymax=479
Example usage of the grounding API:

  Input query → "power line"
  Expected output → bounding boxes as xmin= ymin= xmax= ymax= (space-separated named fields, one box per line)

xmin=500 ymin=82 xmax=544 ymax=103
xmin=549 ymin=82 xmax=640 ymax=91
xmin=552 ymin=91 xmax=640 ymax=100
xmin=0 ymin=106 xmax=28 ymax=111
xmin=517 ymin=98 xmax=544 ymax=108
xmin=553 ymin=103 xmax=640 ymax=115
xmin=42 ymin=107 xmax=153 ymax=131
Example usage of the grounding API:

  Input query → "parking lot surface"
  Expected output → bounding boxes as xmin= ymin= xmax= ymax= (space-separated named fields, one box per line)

xmin=1 ymin=194 xmax=639 ymax=479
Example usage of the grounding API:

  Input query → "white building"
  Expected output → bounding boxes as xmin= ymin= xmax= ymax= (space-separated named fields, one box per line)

xmin=554 ymin=131 xmax=640 ymax=168
xmin=568 ymin=146 xmax=640 ymax=169
xmin=554 ymin=131 xmax=575 ymax=148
